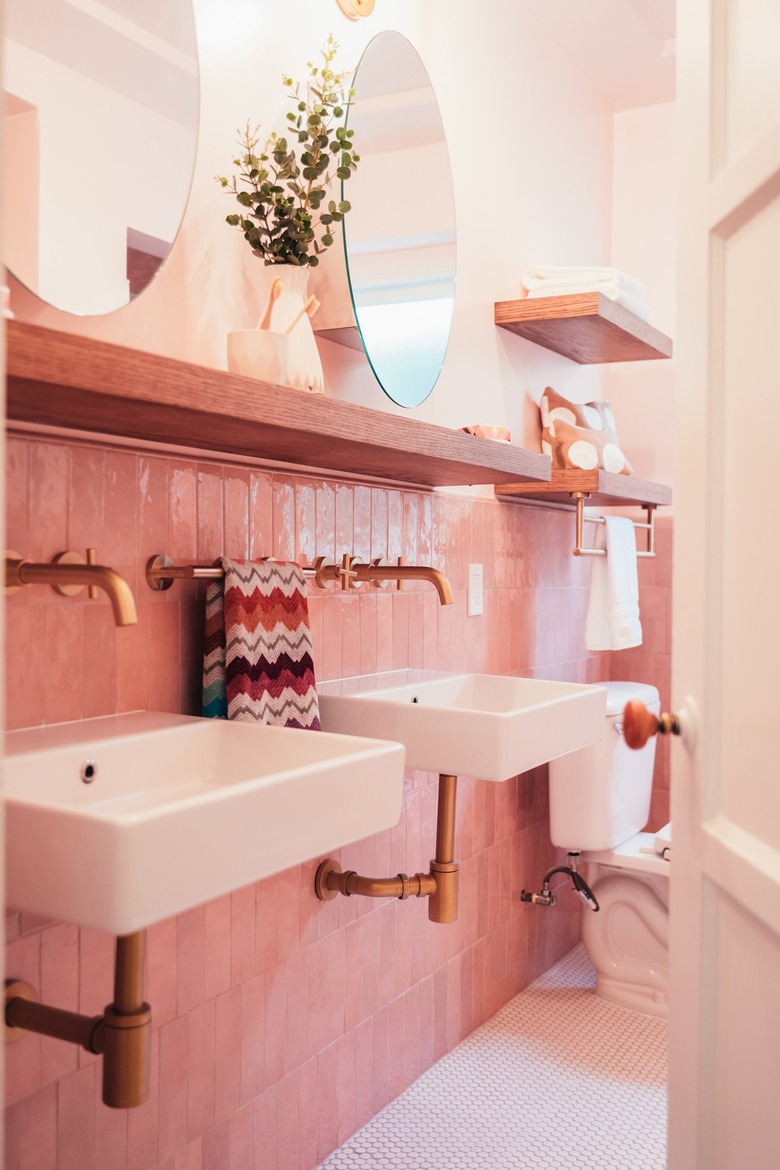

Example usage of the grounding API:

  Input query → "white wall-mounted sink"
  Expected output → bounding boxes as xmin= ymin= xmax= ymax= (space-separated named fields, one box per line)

xmin=4 ymin=711 xmax=404 ymax=934
xmin=319 ymin=670 xmax=606 ymax=781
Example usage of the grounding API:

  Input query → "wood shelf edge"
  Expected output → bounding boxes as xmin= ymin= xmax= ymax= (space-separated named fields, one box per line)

xmin=5 ymin=320 xmax=552 ymax=489
xmin=494 ymin=292 xmax=673 ymax=364
xmin=495 ymin=469 xmax=672 ymax=509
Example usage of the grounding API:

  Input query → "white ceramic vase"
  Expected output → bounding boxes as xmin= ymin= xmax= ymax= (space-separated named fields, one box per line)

xmin=255 ymin=263 xmax=324 ymax=394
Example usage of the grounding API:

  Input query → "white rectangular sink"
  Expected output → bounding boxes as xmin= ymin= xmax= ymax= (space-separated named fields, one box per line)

xmin=319 ymin=671 xmax=606 ymax=781
xmin=4 ymin=711 xmax=404 ymax=934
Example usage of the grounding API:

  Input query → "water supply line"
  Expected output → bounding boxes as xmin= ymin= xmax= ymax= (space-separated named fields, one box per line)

xmin=520 ymin=854 xmax=600 ymax=912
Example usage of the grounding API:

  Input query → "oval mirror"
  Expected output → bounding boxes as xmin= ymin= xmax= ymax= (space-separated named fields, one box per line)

xmin=2 ymin=0 xmax=199 ymax=316
xmin=344 ymin=32 xmax=456 ymax=408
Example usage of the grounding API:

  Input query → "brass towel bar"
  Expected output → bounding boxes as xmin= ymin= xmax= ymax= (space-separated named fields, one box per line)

xmin=146 ymin=553 xmax=454 ymax=605
xmin=572 ymin=494 xmax=656 ymax=559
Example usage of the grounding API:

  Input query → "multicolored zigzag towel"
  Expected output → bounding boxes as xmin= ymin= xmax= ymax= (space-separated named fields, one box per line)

xmin=202 ymin=558 xmax=321 ymax=730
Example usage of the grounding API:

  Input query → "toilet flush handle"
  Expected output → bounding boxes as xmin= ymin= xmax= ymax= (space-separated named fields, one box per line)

xmin=623 ymin=700 xmax=698 ymax=751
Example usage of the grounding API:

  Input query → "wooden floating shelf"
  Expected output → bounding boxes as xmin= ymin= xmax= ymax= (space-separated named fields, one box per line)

xmin=4 ymin=321 xmax=552 ymax=490
xmin=495 ymin=469 xmax=672 ymax=509
xmin=494 ymin=292 xmax=673 ymax=364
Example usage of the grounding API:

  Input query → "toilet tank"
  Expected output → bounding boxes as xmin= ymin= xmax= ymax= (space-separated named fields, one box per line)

xmin=548 ymin=681 xmax=660 ymax=852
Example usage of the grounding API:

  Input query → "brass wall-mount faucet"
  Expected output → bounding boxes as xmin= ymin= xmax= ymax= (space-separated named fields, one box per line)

xmin=5 ymin=548 xmax=138 ymax=626
xmin=147 ymin=552 xmax=454 ymax=606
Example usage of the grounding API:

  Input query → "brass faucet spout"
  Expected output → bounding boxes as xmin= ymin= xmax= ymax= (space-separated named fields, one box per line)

xmin=5 ymin=553 xmax=138 ymax=626
xmin=363 ymin=562 xmax=454 ymax=605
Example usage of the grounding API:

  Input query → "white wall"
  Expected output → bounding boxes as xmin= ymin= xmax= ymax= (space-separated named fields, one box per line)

xmin=6 ymin=0 xmax=620 ymax=448
xmin=606 ymin=101 xmax=676 ymax=487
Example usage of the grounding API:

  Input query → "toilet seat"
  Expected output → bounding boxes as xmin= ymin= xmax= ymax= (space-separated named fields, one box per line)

xmin=585 ymin=823 xmax=672 ymax=877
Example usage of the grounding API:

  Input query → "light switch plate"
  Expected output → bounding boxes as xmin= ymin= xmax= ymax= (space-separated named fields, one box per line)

xmin=467 ymin=563 xmax=483 ymax=616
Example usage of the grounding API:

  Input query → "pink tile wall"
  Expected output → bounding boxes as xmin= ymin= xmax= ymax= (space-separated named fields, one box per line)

xmin=4 ymin=434 xmax=672 ymax=1170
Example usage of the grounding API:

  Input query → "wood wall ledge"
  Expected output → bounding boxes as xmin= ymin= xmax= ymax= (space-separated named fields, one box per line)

xmin=495 ymin=469 xmax=672 ymax=509
xmin=494 ymin=293 xmax=673 ymax=363
xmin=5 ymin=321 xmax=552 ymax=489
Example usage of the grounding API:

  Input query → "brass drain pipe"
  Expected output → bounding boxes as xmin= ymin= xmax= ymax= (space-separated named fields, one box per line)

xmin=315 ymin=773 xmax=460 ymax=924
xmin=5 ymin=930 xmax=151 ymax=1109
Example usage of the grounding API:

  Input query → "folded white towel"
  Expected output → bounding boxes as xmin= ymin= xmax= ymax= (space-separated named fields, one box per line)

xmin=521 ymin=265 xmax=647 ymax=303
xmin=584 ymin=516 xmax=643 ymax=651
xmin=524 ymin=282 xmax=652 ymax=323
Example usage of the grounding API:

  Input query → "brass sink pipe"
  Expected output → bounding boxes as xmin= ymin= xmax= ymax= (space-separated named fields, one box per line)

xmin=315 ymin=772 xmax=460 ymax=924
xmin=5 ymin=930 xmax=151 ymax=1109
xmin=5 ymin=549 xmax=138 ymax=626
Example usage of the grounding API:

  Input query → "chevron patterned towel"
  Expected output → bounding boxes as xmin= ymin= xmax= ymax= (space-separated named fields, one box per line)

xmin=202 ymin=558 xmax=321 ymax=730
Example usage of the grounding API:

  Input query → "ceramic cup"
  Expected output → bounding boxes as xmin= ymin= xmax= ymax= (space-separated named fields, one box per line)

xmin=227 ymin=330 xmax=290 ymax=386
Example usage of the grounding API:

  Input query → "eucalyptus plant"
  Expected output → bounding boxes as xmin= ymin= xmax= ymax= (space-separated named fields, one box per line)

xmin=216 ymin=35 xmax=359 ymax=267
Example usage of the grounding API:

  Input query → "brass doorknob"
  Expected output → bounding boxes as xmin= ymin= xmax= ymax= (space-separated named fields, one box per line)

xmin=622 ymin=700 xmax=682 ymax=750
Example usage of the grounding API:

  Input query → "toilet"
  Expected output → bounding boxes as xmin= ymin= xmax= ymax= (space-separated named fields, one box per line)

xmin=548 ymin=680 xmax=671 ymax=1018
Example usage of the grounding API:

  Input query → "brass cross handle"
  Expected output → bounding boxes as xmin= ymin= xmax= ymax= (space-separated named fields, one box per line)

xmin=622 ymin=700 xmax=682 ymax=750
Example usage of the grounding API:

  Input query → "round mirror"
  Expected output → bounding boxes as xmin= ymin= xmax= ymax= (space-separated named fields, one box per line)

xmin=2 ymin=0 xmax=199 ymax=316
xmin=344 ymin=32 xmax=456 ymax=408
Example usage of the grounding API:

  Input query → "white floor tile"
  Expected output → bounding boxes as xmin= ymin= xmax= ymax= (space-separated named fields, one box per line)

xmin=317 ymin=944 xmax=667 ymax=1170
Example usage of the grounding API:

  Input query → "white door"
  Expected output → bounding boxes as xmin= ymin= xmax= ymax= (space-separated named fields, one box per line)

xmin=670 ymin=0 xmax=780 ymax=1167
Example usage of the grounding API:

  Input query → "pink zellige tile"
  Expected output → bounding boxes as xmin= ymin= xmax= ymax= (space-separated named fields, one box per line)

xmin=249 ymin=471 xmax=275 ymax=561
xmin=168 ymin=461 xmax=199 ymax=591
xmin=5 ymin=436 xmax=30 ymax=554
xmin=273 ymin=481 xmax=296 ymax=561
xmin=28 ymin=440 xmax=68 ymax=564
xmin=43 ymin=605 xmax=83 ymax=725
xmin=334 ymin=484 xmax=353 ymax=555
xmin=14 ymin=1083 xmax=57 ymax=1170
xmin=68 ymin=443 xmax=105 ymax=555
xmin=297 ymin=1058 xmax=320 ymax=1169
xmin=57 ymin=1063 xmax=96 ymax=1170
xmin=229 ymin=1104 xmax=254 ymax=1169
xmin=146 ymin=915 xmax=178 ymax=1028
xmin=149 ymin=601 xmax=183 ymax=714
xmin=6 ymin=605 xmax=47 ymax=729
xmin=5 ymin=931 xmax=43 ymax=1104
xmin=358 ymin=593 xmax=378 ymax=676
xmin=138 ymin=456 xmax=170 ymax=569
xmin=102 ymin=449 xmax=138 ymax=583
xmin=353 ymin=485 xmax=371 ymax=561
xmin=116 ymin=604 xmax=151 ymax=714
xmin=201 ymin=1119 xmax=229 ymax=1170
xmin=157 ymin=1015 xmax=190 ymax=1162
xmin=284 ymin=949 xmax=308 ymax=1074
xmin=314 ymin=480 xmax=336 ymax=561
xmin=354 ymin=1018 xmax=375 ymax=1131
xmin=239 ymin=972 xmax=265 ymax=1107
xmin=187 ymin=1001 xmax=216 ymax=1141
xmin=196 ymin=464 xmax=224 ymax=562
xmin=224 ymin=468 xmax=250 ymax=560
xmin=203 ymin=895 xmax=232 ymax=1001
xmin=275 ymin=1071 xmax=299 ymax=1170
xmin=263 ymin=963 xmax=287 ymax=1089
xmin=82 ymin=603 xmax=119 ymax=719
xmin=177 ymin=906 xmax=206 ymax=1015
xmin=214 ymin=987 xmax=242 ymax=1123
xmin=295 ymin=479 xmax=316 ymax=564
xmin=40 ymin=922 xmax=80 ymax=1084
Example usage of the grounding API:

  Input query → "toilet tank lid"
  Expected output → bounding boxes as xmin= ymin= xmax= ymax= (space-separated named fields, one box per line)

xmin=604 ymin=680 xmax=659 ymax=716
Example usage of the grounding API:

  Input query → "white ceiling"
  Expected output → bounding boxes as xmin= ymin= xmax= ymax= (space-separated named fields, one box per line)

xmin=521 ymin=0 xmax=676 ymax=111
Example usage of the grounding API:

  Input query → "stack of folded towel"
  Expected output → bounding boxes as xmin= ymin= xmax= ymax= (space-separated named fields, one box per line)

xmin=520 ymin=265 xmax=652 ymax=323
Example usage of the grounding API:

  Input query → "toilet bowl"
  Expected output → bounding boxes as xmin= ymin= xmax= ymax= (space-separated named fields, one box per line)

xmin=548 ymin=681 xmax=671 ymax=1018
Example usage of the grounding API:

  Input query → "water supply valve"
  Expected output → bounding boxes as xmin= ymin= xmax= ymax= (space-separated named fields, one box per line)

xmin=520 ymin=863 xmax=600 ymax=912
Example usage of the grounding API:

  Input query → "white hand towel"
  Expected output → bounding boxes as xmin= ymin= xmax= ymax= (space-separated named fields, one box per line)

xmin=584 ymin=516 xmax=643 ymax=651
xmin=520 ymin=265 xmax=647 ymax=302
xmin=524 ymin=282 xmax=652 ymax=323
